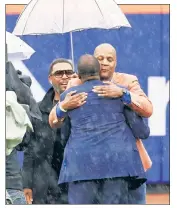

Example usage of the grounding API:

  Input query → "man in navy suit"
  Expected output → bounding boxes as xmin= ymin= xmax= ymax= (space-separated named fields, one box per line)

xmin=49 ymin=54 xmax=149 ymax=204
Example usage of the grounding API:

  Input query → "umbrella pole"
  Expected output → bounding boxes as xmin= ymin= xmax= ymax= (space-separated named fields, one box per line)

xmin=70 ymin=32 xmax=75 ymax=71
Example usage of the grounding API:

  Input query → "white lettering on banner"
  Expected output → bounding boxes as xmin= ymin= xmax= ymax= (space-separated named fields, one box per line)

xmin=148 ymin=77 xmax=169 ymax=136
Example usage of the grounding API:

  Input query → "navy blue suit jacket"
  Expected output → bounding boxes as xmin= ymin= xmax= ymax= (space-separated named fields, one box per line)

xmin=58 ymin=80 xmax=149 ymax=184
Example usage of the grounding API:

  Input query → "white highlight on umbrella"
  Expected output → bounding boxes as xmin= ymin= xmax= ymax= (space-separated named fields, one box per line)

xmin=6 ymin=31 xmax=35 ymax=61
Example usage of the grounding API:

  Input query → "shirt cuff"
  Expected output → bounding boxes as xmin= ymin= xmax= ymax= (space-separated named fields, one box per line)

xmin=56 ymin=103 xmax=67 ymax=118
xmin=121 ymin=90 xmax=132 ymax=104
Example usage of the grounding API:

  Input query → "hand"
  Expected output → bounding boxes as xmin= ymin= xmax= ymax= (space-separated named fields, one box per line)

xmin=61 ymin=90 xmax=88 ymax=110
xmin=66 ymin=77 xmax=82 ymax=90
xmin=92 ymin=81 xmax=123 ymax=98
xmin=24 ymin=188 xmax=33 ymax=204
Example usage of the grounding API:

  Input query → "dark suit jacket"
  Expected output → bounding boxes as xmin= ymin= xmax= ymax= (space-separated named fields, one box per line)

xmin=58 ymin=80 xmax=149 ymax=184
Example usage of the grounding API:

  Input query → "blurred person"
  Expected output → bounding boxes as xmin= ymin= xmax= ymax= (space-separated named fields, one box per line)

xmin=6 ymin=61 xmax=40 ymax=205
xmin=49 ymin=55 xmax=150 ymax=204
xmin=22 ymin=58 xmax=87 ymax=204
xmin=6 ymin=90 xmax=33 ymax=205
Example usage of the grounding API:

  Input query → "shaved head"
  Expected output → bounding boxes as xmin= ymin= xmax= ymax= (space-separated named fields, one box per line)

xmin=77 ymin=54 xmax=100 ymax=80
xmin=94 ymin=43 xmax=117 ymax=81
xmin=94 ymin=43 xmax=116 ymax=59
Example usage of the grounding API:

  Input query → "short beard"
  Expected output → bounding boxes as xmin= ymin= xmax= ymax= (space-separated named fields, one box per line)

xmin=52 ymin=84 xmax=62 ymax=94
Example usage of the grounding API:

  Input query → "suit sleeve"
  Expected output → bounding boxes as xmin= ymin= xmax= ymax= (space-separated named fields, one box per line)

xmin=124 ymin=106 xmax=150 ymax=139
xmin=127 ymin=76 xmax=153 ymax=118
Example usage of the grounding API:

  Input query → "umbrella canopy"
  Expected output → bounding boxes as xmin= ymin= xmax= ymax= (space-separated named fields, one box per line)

xmin=6 ymin=31 xmax=35 ymax=61
xmin=13 ymin=0 xmax=131 ymax=35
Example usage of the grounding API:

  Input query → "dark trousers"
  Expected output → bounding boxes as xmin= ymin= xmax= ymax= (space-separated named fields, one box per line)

xmin=68 ymin=178 xmax=146 ymax=204
xmin=33 ymin=184 xmax=68 ymax=204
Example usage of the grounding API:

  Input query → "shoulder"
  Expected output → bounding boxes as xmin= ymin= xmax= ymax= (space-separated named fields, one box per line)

xmin=113 ymin=72 xmax=138 ymax=87
xmin=114 ymin=72 xmax=138 ymax=81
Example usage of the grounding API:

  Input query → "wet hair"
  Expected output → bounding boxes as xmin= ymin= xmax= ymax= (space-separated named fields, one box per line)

xmin=77 ymin=54 xmax=100 ymax=79
xmin=49 ymin=58 xmax=73 ymax=75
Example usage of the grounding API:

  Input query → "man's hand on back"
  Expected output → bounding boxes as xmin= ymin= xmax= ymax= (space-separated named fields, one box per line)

xmin=92 ymin=81 xmax=123 ymax=98
xmin=60 ymin=91 xmax=88 ymax=110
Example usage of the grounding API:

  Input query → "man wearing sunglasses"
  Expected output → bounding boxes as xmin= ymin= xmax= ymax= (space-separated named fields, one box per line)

xmin=23 ymin=58 xmax=87 ymax=204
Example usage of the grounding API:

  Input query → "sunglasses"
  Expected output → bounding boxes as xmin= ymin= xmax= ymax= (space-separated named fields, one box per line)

xmin=51 ymin=70 xmax=74 ymax=78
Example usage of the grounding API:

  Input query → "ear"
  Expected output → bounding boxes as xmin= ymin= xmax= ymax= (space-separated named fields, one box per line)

xmin=115 ymin=57 xmax=117 ymax=68
xmin=48 ymin=76 xmax=52 ymax=85
xmin=115 ymin=62 xmax=117 ymax=69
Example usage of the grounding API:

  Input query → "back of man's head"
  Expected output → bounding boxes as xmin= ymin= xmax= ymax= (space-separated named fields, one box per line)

xmin=77 ymin=54 xmax=100 ymax=79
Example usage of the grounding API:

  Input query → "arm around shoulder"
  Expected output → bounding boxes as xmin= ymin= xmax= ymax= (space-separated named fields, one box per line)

xmin=128 ymin=75 xmax=153 ymax=118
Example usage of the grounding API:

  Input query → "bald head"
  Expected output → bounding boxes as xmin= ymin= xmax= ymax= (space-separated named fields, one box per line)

xmin=94 ymin=43 xmax=117 ymax=81
xmin=94 ymin=43 xmax=116 ymax=59
xmin=77 ymin=54 xmax=100 ymax=80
